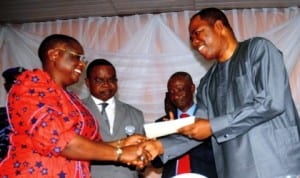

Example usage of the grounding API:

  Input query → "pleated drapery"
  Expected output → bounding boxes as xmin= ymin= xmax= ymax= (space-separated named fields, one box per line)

xmin=0 ymin=7 xmax=300 ymax=124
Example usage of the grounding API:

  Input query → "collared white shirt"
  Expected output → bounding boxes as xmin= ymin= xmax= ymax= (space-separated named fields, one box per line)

xmin=177 ymin=104 xmax=196 ymax=118
xmin=91 ymin=96 xmax=116 ymax=134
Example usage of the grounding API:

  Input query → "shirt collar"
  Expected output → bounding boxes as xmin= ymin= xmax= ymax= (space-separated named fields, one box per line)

xmin=177 ymin=103 xmax=196 ymax=117
xmin=91 ymin=95 xmax=115 ymax=106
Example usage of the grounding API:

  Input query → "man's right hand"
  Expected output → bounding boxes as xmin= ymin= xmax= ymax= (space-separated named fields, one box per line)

xmin=138 ymin=139 xmax=164 ymax=160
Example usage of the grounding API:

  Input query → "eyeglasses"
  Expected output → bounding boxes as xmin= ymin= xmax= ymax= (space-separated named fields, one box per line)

xmin=55 ymin=48 xmax=88 ymax=65
xmin=93 ymin=78 xmax=118 ymax=86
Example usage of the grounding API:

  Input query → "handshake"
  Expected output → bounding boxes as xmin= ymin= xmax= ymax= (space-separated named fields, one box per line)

xmin=115 ymin=134 xmax=163 ymax=169
xmin=116 ymin=118 xmax=210 ymax=169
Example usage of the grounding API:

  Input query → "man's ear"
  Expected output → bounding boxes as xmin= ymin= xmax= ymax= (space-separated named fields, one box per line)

xmin=47 ymin=49 xmax=58 ymax=61
xmin=191 ymin=83 xmax=196 ymax=93
xmin=214 ymin=20 xmax=224 ymax=33
xmin=85 ymin=78 xmax=90 ymax=89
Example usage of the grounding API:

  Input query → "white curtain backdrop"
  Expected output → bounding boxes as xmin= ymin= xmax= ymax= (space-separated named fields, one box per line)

xmin=1 ymin=7 xmax=300 ymax=125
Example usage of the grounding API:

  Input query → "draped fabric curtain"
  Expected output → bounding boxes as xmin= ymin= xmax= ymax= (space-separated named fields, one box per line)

xmin=1 ymin=7 xmax=300 ymax=124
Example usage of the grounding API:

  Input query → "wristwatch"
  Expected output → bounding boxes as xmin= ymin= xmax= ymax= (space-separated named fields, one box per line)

xmin=116 ymin=147 xmax=123 ymax=161
xmin=116 ymin=139 xmax=123 ymax=161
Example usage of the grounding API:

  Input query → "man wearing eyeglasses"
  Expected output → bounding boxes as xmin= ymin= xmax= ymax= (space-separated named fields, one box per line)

xmin=82 ymin=59 xmax=145 ymax=178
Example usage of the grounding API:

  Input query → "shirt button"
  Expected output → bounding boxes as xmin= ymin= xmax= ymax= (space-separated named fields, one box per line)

xmin=224 ymin=134 xmax=229 ymax=138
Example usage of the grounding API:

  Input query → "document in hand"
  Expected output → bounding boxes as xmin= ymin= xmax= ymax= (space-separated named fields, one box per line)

xmin=144 ymin=116 xmax=195 ymax=138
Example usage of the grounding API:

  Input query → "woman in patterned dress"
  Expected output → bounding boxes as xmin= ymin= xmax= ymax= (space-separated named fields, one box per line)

xmin=0 ymin=34 xmax=149 ymax=178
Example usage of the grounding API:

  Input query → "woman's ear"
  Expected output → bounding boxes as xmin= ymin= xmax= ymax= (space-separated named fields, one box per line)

xmin=47 ymin=49 xmax=58 ymax=62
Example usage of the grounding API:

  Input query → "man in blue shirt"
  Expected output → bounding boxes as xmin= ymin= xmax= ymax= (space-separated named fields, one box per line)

xmin=159 ymin=71 xmax=217 ymax=178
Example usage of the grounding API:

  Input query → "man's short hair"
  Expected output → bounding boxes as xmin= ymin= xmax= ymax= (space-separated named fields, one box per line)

xmin=168 ymin=71 xmax=193 ymax=85
xmin=191 ymin=7 xmax=233 ymax=32
xmin=86 ymin=59 xmax=116 ymax=79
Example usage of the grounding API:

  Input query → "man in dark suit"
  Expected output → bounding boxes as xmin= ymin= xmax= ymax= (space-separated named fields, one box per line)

xmin=159 ymin=71 xmax=217 ymax=178
xmin=1 ymin=67 xmax=26 ymax=161
xmin=82 ymin=59 xmax=145 ymax=178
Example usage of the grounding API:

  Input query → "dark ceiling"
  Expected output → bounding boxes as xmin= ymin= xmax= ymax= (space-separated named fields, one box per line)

xmin=0 ymin=0 xmax=300 ymax=24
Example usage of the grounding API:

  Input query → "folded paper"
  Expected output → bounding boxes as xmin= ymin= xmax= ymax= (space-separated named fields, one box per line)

xmin=144 ymin=116 xmax=195 ymax=138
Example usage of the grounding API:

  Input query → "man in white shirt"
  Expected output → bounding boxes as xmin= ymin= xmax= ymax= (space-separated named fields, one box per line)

xmin=82 ymin=59 xmax=145 ymax=178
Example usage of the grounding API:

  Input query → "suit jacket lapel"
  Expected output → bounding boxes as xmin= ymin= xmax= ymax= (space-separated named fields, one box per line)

xmin=113 ymin=99 xmax=126 ymax=135
xmin=85 ymin=96 xmax=111 ymax=136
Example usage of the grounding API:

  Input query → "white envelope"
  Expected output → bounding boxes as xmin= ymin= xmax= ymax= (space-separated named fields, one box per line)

xmin=144 ymin=116 xmax=195 ymax=138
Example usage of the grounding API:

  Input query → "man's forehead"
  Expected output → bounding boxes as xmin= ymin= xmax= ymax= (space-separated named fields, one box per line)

xmin=189 ymin=16 xmax=202 ymax=31
xmin=189 ymin=18 xmax=212 ymax=36
xmin=169 ymin=77 xmax=188 ymax=85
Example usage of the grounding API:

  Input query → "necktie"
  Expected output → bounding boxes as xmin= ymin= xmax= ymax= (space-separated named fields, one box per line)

xmin=100 ymin=103 xmax=108 ymax=115
xmin=177 ymin=113 xmax=191 ymax=174
xmin=99 ymin=103 xmax=111 ymax=131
